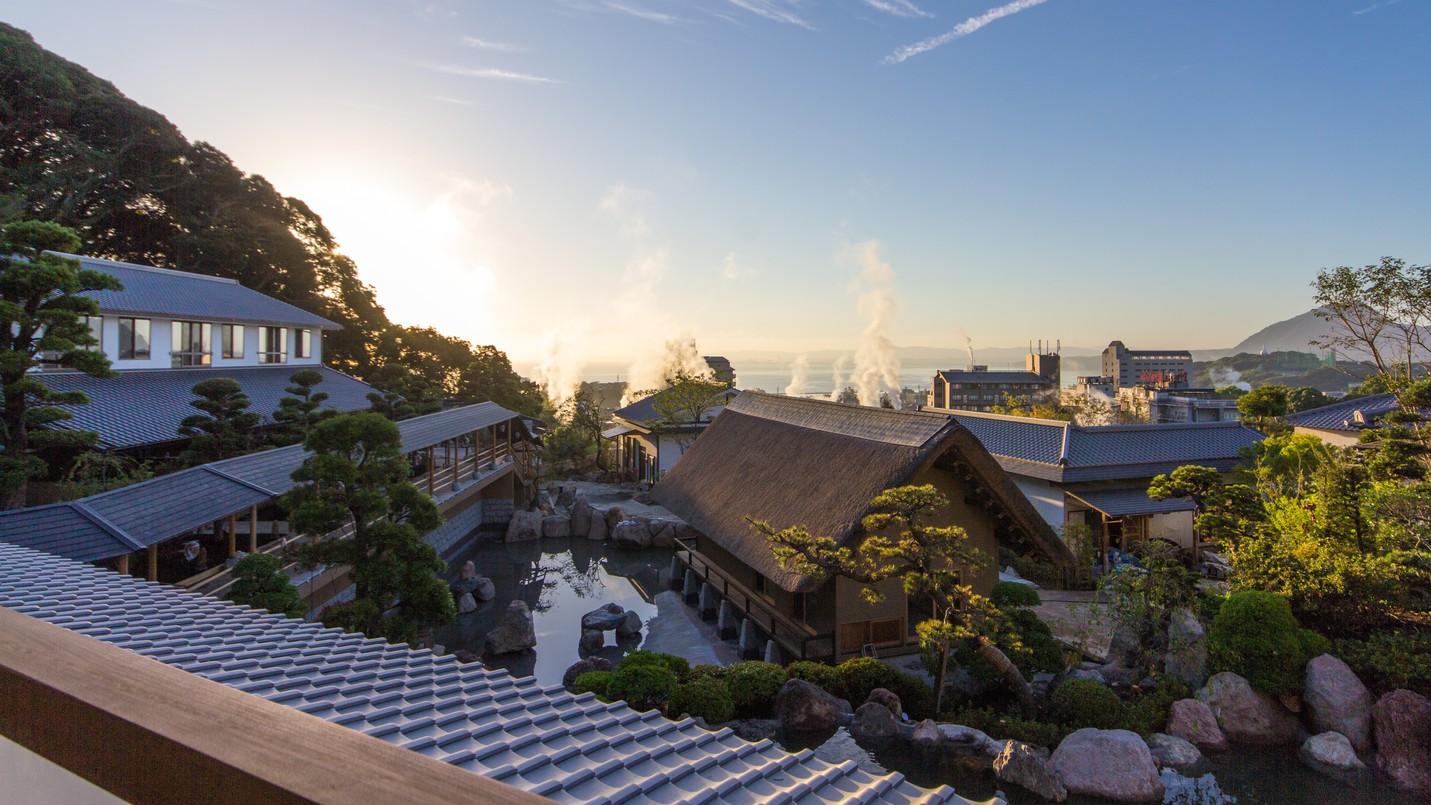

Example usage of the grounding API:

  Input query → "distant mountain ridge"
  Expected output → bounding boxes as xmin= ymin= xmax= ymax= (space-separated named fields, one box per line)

xmin=1228 ymin=308 xmax=1336 ymax=356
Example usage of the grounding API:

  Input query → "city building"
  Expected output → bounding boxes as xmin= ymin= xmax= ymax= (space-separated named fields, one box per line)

xmin=1101 ymin=341 xmax=1194 ymax=389
xmin=1283 ymin=393 xmax=1403 ymax=446
xmin=652 ymin=393 xmax=1071 ymax=663
xmin=926 ymin=343 xmax=1061 ymax=411
xmin=1116 ymin=385 xmax=1243 ymax=424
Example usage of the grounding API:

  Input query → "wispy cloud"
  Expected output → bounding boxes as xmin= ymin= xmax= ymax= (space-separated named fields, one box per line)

xmin=1352 ymin=0 xmax=1401 ymax=15
xmin=860 ymin=0 xmax=932 ymax=19
xmin=430 ymin=95 xmax=473 ymax=105
xmin=605 ymin=1 xmax=688 ymax=24
xmin=721 ymin=252 xmax=757 ymax=281
xmin=461 ymin=36 xmax=524 ymax=52
xmin=424 ymin=64 xmax=561 ymax=84
xmin=884 ymin=0 xmax=1050 ymax=64
xmin=726 ymin=0 xmax=815 ymax=30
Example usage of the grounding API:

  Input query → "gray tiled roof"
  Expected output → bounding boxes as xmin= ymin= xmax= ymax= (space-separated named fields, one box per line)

xmin=934 ymin=370 xmax=1048 ymax=385
xmin=1283 ymin=393 xmax=1400 ymax=432
xmin=612 ymin=387 xmax=740 ymax=427
xmin=0 ymin=542 xmax=968 ymax=805
xmin=61 ymin=253 xmax=338 ymax=328
xmin=947 ymin=411 xmax=1263 ymax=482
xmin=38 ymin=365 xmax=377 ymax=450
xmin=0 ymin=402 xmax=530 ymax=563
xmin=1064 ymin=487 xmax=1196 ymax=517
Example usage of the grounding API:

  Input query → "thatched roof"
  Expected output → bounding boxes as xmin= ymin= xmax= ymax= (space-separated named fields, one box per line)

xmin=652 ymin=393 xmax=1072 ymax=593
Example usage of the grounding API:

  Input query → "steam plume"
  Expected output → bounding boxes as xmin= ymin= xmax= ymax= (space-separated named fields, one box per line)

xmin=846 ymin=241 xmax=902 ymax=409
xmin=622 ymin=336 xmax=713 ymax=405
xmin=828 ymin=356 xmax=847 ymax=401
xmin=786 ymin=354 xmax=809 ymax=397
xmin=536 ymin=331 xmax=585 ymax=408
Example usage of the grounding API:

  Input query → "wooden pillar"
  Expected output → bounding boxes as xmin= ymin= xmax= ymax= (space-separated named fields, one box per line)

xmin=450 ymin=439 xmax=458 ymax=486
xmin=227 ymin=513 xmax=238 ymax=557
xmin=147 ymin=545 xmax=158 ymax=582
xmin=426 ymin=446 xmax=435 ymax=494
xmin=249 ymin=506 xmax=259 ymax=553
xmin=505 ymin=423 xmax=512 ymax=463
xmin=116 ymin=554 xmax=129 ymax=576
xmin=488 ymin=426 xmax=496 ymax=468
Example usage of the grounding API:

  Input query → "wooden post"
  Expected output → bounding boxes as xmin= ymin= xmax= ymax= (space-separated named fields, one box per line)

xmin=506 ymin=422 xmax=512 ymax=463
xmin=227 ymin=514 xmax=238 ymax=557
xmin=488 ymin=426 xmax=496 ymax=468
xmin=248 ymin=506 xmax=259 ymax=553
xmin=451 ymin=439 xmax=459 ymax=486
xmin=426 ymin=446 xmax=435 ymax=494
xmin=116 ymin=554 xmax=129 ymax=576
xmin=147 ymin=545 xmax=158 ymax=582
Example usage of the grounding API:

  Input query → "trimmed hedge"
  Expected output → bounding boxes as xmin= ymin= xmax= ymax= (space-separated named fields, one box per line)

xmin=991 ymin=581 xmax=1042 ymax=609
xmin=619 ymin=650 xmax=691 ymax=682
xmin=785 ymin=661 xmax=842 ymax=693
xmin=607 ymin=664 xmax=677 ymax=711
xmin=835 ymin=657 xmax=900 ymax=705
xmin=1051 ymin=678 xmax=1123 ymax=730
xmin=688 ymin=664 xmax=729 ymax=683
xmin=573 ymin=671 xmax=613 ymax=698
xmin=726 ymin=661 xmax=787 ymax=715
xmin=1208 ymin=590 xmax=1321 ymax=696
xmin=948 ymin=706 xmax=1069 ymax=749
xmin=666 ymin=678 xmax=735 ymax=724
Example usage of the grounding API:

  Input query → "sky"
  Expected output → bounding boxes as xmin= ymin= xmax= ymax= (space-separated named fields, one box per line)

xmin=4 ymin=0 xmax=1431 ymax=385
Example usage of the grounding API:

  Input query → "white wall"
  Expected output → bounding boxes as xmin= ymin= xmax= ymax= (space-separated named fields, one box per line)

xmin=1010 ymin=474 xmax=1066 ymax=531
xmin=95 ymin=314 xmax=323 ymax=371
xmin=1149 ymin=510 xmax=1196 ymax=549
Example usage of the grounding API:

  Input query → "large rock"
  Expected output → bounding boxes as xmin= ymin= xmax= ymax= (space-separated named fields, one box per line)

xmin=611 ymin=520 xmax=651 ymax=549
xmin=775 ymin=679 xmax=846 ymax=732
xmin=850 ymin=701 xmax=899 ymax=740
xmin=911 ymin=719 xmax=943 ymax=747
xmin=485 ymin=600 xmax=536 ymax=654
xmin=542 ymin=515 xmax=571 ymax=538
xmin=581 ymin=603 xmax=627 ymax=631
xmin=579 ymin=628 xmax=604 ymax=653
xmin=1300 ymin=731 xmax=1366 ymax=773
xmin=1198 ymin=672 xmax=1300 ymax=745
xmin=866 ymin=688 xmax=902 ymax=720
xmin=1106 ymin=622 xmax=1146 ymax=670
xmin=457 ymin=592 xmax=477 ymax=614
xmin=616 ymin=610 xmax=642 ymax=638
xmin=562 ymin=657 xmax=614 ymax=692
xmin=587 ymin=513 xmax=607 ymax=541
xmin=1372 ymin=689 xmax=1431 ymax=795
xmin=604 ymin=507 xmax=626 ymax=532
xmin=504 ymin=509 xmax=543 ymax=542
xmin=938 ymin=724 xmax=1002 ymax=758
xmin=1304 ymin=653 xmax=1374 ymax=755
xmin=570 ymin=496 xmax=594 ymax=536
xmin=813 ymin=728 xmax=887 ymax=775
xmin=1166 ymin=699 xmax=1228 ymax=751
xmin=1146 ymin=733 xmax=1201 ymax=768
xmin=650 ymin=521 xmax=677 ymax=548
xmin=1051 ymin=728 xmax=1164 ymax=803
xmin=1162 ymin=609 xmax=1208 ymax=689
xmin=993 ymin=740 xmax=1067 ymax=801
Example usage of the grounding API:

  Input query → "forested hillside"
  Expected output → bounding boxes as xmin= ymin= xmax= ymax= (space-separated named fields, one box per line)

xmin=0 ymin=24 xmax=541 ymax=415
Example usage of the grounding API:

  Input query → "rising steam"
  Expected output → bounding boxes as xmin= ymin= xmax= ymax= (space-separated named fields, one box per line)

xmin=535 ymin=331 xmax=585 ymax=409
xmin=846 ymin=241 xmax=902 ymax=409
xmin=785 ymin=354 xmax=809 ymax=397
xmin=622 ymin=336 xmax=714 ymax=405
xmin=828 ymin=355 xmax=847 ymax=401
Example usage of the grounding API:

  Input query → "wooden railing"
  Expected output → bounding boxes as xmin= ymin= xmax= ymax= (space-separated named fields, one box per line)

xmin=673 ymin=538 xmax=836 ymax=662
xmin=0 ymin=607 xmax=544 ymax=805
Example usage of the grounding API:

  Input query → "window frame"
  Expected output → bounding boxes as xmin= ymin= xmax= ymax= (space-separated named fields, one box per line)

xmin=258 ymin=326 xmax=287 ymax=365
xmin=221 ymin=324 xmax=245 ymax=360
xmin=170 ymin=320 xmax=212 ymax=368
xmin=294 ymin=328 xmax=312 ymax=359
xmin=118 ymin=317 xmax=151 ymax=361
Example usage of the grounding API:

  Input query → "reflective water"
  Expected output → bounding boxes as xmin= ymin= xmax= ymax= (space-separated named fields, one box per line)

xmin=435 ymin=537 xmax=675 ymax=686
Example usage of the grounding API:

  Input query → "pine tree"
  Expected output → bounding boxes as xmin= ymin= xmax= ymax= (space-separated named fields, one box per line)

xmin=178 ymin=377 xmax=259 ymax=465
xmin=272 ymin=369 xmax=334 ymax=446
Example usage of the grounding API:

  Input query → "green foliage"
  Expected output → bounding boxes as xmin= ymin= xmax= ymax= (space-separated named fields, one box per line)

xmin=179 ymin=377 xmax=260 ymax=465
xmin=991 ymin=582 xmax=1041 ymax=609
xmin=366 ymin=364 xmax=443 ymax=421
xmin=551 ymin=386 xmax=605 ymax=468
xmin=886 ymin=671 xmax=937 ymax=721
xmin=228 ymin=553 xmax=306 ymax=619
xmin=1117 ymin=676 xmax=1192 ymax=737
xmin=785 ymin=661 xmax=842 ymax=693
xmin=1098 ymin=540 xmax=1198 ymax=662
xmin=607 ymin=664 xmax=677 ymax=711
xmin=1207 ymin=591 xmax=1317 ymax=696
xmin=1149 ymin=465 xmax=1265 ymax=550
xmin=272 ymin=369 xmax=334 ymax=446
xmin=1051 ymin=679 xmax=1123 ymax=730
xmin=666 ymin=678 xmax=735 ymax=724
xmin=725 ymin=661 xmax=787 ymax=715
xmin=573 ymin=671 xmax=613 ymax=698
xmin=288 ymin=412 xmax=452 ymax=646
xmin=1006 ymin=609 xmax=1066 ymax=675
xmin=0 ymin=220 xmax=119 ymax=507
xmin=835 ymin=657 xmax=900 ymax=705
xmin=1286 ymin=386 xmax=1333 ymax=414
xmin=1236 ymin=384 xmax=1289 ymax=427
xmin=947 ymin=707 xmax=1069 ymax=749
xmin=1335 ymin=630 xmax=1431 ymax=696
xmin=1241 ymin=433 xmax=1332 ymax=499
xmin=542 ymin=423 xmax=593 ymax=467
xmin=60 ymin=452 xmax=152 ymax=500
xmin=619 ymin=650 xmax=691 ymax=682
xmin=688 ymin=664 xmax=729 ymax=683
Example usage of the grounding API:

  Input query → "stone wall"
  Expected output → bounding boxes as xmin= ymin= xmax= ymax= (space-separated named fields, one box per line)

xmin=426 ymin=501 xmax=487 ymax=555
xmin=483 ymin=498 xmax=515 ymax=525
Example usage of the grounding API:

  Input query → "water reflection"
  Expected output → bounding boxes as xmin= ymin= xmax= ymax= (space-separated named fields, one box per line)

xmin=436 ymin=538 xmax=674 ymax=685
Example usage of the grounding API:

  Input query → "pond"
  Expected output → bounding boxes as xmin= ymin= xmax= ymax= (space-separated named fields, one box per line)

xmin=435 ymin=537 xmax=675 ymax=686
xmin=778 ymin=730 xmax=1424 ymax=804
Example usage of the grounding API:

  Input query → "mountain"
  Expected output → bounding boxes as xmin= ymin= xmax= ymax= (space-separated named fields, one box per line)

xmin=1227 ymin=308 xmax=1338 ymax=357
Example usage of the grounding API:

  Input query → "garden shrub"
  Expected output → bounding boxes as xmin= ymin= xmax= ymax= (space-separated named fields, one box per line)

xmin=1008 ymin=609 xmax=1066 ymax=674
xmin=1051 ymin=678 xmax=1123 ymax=730
xmin=785 ymin=661 xmax=842 ymax=693
xmin=666 ymin=678 xmax=735 ymax=724
xmin=725 ymin=661 xmax=787 ymax=715
xmin=1117 ymin=676 xmax=1192 ymax=737
xmin=1208 ymin=590 xmax=1317 ymax=696
xmin=949 ymin=706 xmax=1069 ymax=749
xmin=607 ymin=664 xmax=677 ymax=711
xmin=1336 ymin=630 xmax=1431 ymax=696
xmin=573 ymin=671 xmax=613 ymax=698
xmin=688 ymin=664 xmax=729 ymax=683
xmin=620 ymin=650 xmax=691 ymax=682
xmin=887 ymin=671 xmax=936 ymax=721
xmin=991 ymin=581 xmax=1042 ymax=609
xmin=836 ymin=657 xmax=900 ymax=705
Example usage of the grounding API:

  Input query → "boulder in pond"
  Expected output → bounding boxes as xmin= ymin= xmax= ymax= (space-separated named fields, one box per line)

xmin=1304 ymin=653 xmax=1373 ymax=755
xmin=911 ymin=719 xmax=943 ymax=747
xmin=505 ymin=509 xmax=543 ymax=542
xmin=542 ymin=515 xmax=571 ymax=538
xmin=616 ymin=610 xmax=643 ymax=638
xmin=1165 ymin=698 xmax=1228 ymax=751
xmin=581 ymin=603 xmax=627 ymax=631
xmin=1162 ymin=608 xmax=1207 ymax=689
xmin=1372 ymin=689 xmax=1431 ymax=795
xmin=1146 ymin=733 xmax=1201 ymax=768
xmin=473 ymin=576 xmax=496 ymax=602
xmin=775 ymin=679 xmax=845 ymax=732
xmin=1051 ymin=728 xmax=1164 ymax=803
xmin=578 ymin=628 xmax=605 ymax=653
xmin=650 ymin=521 xmax=676 ymax=548
xmin=850 ymin=701 xmax=899 ymax=740
xmin=570 ymin=496 xmax=594 ymax=536
xmin=562 ymin=657 xmax=614 ymax=692
xmin=994 ymin=740 xmax=1067 ymax=802
xmin=485 ymin=600 xmax=536 ymax=655
xmin=611 ymin=520 xmax=651 ymax=549
xmin=1299 ymin=731 xmax=1366 ymax=774
xmin=866 ymin=688 xmax=902 ymax=720
xmin=1198 ymin=672 xmax=1300 ymax=745
xmin=587 ymin=513 xmax=607 ymax=541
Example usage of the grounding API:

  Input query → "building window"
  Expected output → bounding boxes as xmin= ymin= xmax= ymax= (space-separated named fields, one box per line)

xmin=221 ymin=324 xmax=245 ymax=359
xmin=295 ymin=328 xmax=312 ymax=359
xmin=258 ymin=326 xmax=287 ymax=364
xmin=118 ymin=317 xmax=151 ymax=360
xmin=82 ymin=315 xmax=102 ymax=351
xmin=754 ymin=572 xmax=768 ymax=597
xmin=170 ymin=321 xmax=212 ymax=367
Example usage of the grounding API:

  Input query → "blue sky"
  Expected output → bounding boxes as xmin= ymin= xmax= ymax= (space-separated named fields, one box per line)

xmin=4 ymin=0 xmax=1430 ymax=383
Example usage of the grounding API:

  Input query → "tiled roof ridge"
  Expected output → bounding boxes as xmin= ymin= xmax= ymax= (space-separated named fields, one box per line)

xmin=55 ymin=251 xmax=242 ymax=284
xmin=1074 ymin=419 xmax=1251 ymax=433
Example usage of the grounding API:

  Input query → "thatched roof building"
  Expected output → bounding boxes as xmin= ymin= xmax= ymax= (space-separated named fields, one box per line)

xmin=653 ymin=392 xmax=1073 ymax=593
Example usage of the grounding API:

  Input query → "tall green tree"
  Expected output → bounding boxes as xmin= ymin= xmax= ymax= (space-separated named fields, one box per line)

xmin=555 ymin=386 xmax=605 ymax=468
xmin=1148 ymin=465 xmax=1265 ymax=552
xmin=229 ymin=553 xmax=306 ymax=619
xmin=287 ymin=412 xmax=454 ymax=645
xmin=272 ymin=369 xmax=333 ymax=446
xmin=366 ymin=364 xmax=443 ymax=421
xmin=0 ymin=220 xmax=120 ymax=508
xmin=1236 ymin=384 xmax=1289 ymax=432
xmin=751 ymin=485 xmax=1033 ymax=716
xmin=178 ymin=377 xmax=259 ymax=465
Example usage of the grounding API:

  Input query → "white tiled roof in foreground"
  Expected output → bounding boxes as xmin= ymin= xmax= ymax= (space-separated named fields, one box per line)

xmin=0 ymin=543 xmax=976 ymax=805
